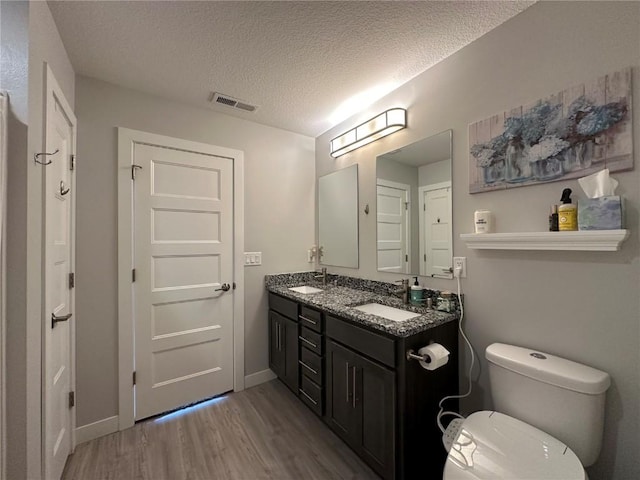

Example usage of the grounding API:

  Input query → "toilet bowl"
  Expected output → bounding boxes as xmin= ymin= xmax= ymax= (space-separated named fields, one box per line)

xmin=442 ymin=343 xmax=609 ymax=479
xmin=442 ymin=411 xmax=585 ymax=480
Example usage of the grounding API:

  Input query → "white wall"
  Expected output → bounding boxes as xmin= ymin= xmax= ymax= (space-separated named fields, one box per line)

xmin=1 ymin=0 xmax=75 ymax=478
xmin=315 ymin=2 xmax=639 ymax=479
xmin=74 ymin=76 xmax=315 ymax=427
xmin=418 ymin=158 xmax=450 ymax=187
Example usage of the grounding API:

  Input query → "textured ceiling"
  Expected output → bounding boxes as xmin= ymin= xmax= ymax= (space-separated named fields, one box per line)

xmin=48 ymin=1 xmax=534 ymax=137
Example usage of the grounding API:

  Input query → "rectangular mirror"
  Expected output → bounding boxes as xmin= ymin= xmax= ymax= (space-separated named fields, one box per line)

xmin=376 ymin=130 xmax=453 ymax=278
xmin=318 ymin=164 xmax=359 ymax=268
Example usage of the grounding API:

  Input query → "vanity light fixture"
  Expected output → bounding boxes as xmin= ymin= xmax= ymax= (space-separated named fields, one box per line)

xmin=330 ymin=108 xmax=406 ymax=158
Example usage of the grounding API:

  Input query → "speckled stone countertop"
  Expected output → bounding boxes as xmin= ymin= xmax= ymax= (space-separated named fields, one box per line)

xmin=265 ymin=272 xmax=458 ymax=338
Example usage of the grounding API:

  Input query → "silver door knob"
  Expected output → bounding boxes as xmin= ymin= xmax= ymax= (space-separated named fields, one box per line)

xmin=215 ymin=283 xmax=231 ymax=292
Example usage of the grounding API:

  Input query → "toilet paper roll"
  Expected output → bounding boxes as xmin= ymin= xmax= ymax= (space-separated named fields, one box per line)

xmin=418 ymin=343 xmax=450 ymax=371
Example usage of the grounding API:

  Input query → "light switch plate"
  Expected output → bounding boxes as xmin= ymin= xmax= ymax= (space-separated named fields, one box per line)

xmin=244 ymin=252 xmax=262 ymax=266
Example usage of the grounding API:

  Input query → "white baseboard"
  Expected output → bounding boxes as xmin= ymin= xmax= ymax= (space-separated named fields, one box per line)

xmin=244 ymin=369 xmax=277 ymax=389
xmin=75 ymin=415 xmax=119 ymax=445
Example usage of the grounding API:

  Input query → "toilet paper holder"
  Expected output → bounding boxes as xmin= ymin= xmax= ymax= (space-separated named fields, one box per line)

xmin=406 ymin=349 xmax=431 ymax=363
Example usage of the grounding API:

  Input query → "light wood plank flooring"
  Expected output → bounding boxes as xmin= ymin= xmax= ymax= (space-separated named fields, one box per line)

xmin=63 ymin=380 xmax=378 ymax=480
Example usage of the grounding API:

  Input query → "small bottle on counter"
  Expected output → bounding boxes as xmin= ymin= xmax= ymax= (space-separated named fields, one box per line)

xmin=410 ymin=277 xmax=423 ymax=306
xmin=558 ymin=188 xmax=578 ymax=231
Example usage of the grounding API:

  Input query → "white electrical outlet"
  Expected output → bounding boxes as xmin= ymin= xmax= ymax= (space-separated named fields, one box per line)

xmin=244 ymin=252 xmax=262 ymax=266
xmin=453 ymin=257 xmax=467 ymax=278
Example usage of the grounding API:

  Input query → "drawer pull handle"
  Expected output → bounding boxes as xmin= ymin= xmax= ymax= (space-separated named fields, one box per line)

xmin=299 ymin=388 xmax=318 ymax=405
xmin=298 ymin=336 xmax=317 ymax=349
xmin=352 ymin=365 xmax=357 ymax=408
xmin=346 ymin=362 xmax=350 ymax=403
xmin=299 ymin=315 xmax=318 ymax=326
xmin=299 ymin=360 xmax=318 ymax=375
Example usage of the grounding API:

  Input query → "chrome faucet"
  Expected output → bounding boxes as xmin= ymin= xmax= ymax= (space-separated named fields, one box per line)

xmin=314 ymin=267 xmax=327 ymax=286
xmin=393 ymin=278 xmax=410 ymax=304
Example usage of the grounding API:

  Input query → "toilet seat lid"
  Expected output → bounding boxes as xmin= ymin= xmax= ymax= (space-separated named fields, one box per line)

xmin=443 ymin=411 xmax=585 ymax=480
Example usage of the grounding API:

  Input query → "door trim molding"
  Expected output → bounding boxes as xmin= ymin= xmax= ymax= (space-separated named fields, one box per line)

xmin=75 ymin=415 xmax=119 ymax=445
xmin=117 ymin=128 xmax=245 ymax=430
xmin=0 ymin=90 xmax=7 ymax=480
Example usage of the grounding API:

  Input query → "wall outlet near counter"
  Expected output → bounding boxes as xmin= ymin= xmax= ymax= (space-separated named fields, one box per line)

xmin=453 ymin=257 xmax=466 ymax=278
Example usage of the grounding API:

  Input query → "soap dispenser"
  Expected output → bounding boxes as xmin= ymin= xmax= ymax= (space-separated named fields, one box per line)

xmin=410 ymin=277 xmax=423 ymax=305
xmin=558 ymin=188 xmax=578 ymax=231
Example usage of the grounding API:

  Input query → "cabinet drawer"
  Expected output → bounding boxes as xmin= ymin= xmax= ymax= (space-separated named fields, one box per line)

xmin=300 ymin=347 xmax=323 ymax=385
xmin=269 ymin=293 xmax=298 ymax=320
xmin=299 ymin=375 xmax=323 ymax=416
xmin=299 ymin=326 xmax=323 ymax=355
xmin=299 ymin=306 xmax=322 ymax=333
xmin=326 ymin=315 xmax=395 ymax=368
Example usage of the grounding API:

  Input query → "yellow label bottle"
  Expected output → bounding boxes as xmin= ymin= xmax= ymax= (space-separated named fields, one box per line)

xmin=558 ymin=188 xmax=578 ymax=231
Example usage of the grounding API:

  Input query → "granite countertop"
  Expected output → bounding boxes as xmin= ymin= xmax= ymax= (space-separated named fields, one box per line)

xmin=266 ymin=280 xmax=458 ymax=338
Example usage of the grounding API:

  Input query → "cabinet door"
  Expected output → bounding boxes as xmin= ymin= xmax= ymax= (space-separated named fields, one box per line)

xmin=282 ymin=315 xmax=299 ymax=393
xmin=268 ymin=311 xmax=284 ymax=377
xmin=357 ymin=354 xmax=395 ymax=480
xmin=326 ymin=340 xmax=359 ymax=446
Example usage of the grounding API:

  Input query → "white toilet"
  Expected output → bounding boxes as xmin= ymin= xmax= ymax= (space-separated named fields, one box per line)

xmin=443 ymin=343 xmax=610 ymax=479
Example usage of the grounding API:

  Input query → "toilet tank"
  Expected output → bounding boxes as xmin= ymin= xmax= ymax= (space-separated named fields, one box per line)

xmin=486 ymin=343 xmax=610 ymax=467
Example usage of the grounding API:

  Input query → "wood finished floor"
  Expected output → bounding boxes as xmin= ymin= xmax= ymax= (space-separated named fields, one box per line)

xmin=63 ymin=380 xmax=379 ymax=480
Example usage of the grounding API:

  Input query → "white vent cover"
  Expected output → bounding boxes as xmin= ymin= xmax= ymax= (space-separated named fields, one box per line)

xmin=208 ymin=92 xmax=258 ymax=112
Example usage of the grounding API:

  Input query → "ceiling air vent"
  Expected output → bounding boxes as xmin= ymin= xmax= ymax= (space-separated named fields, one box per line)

xmin=208 ymin=92 xmax=258 ymax=112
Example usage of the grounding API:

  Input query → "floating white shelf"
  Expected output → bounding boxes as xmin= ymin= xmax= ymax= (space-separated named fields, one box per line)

xmin=460 ymin=230 xmax=629 ymax=251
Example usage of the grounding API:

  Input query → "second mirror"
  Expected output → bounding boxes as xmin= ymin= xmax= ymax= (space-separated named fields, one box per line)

xmin=376 ymin=130 xmax=453 ymax=278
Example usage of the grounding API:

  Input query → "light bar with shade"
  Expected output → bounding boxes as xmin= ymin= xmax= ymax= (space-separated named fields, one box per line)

xmin=330 ymin=108 xmax=407 ymax=158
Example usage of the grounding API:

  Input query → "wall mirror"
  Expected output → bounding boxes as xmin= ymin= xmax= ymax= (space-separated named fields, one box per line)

xmin=318 ymin=164 xmax=359 ymax=268
xmin=376 ymin=130 xmax=453 ymax=278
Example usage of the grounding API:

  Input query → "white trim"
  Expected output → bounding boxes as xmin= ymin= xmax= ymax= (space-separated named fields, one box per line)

xmin=460 ymin=230 xmax=629 ymax=251
xmin=74 ymin=416 xmax=119 ymax=445
xmin=0 ymin=90 xmax=7 ymax=480
xmin=42 ymin=64 xmax=78 ymax=471
xmin=117 ymin=128 xmax=245 ymax=430
xmin=244 ymin=369 xmax=277 ymax=389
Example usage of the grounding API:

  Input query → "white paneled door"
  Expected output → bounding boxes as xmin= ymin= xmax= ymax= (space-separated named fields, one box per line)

xmin=133 ymin=143 xmax=234 ymax=421
xmin=43 ymin=66 xmax=76 ymax=480
xmin=377 ymin=181 xmax=410 ymax=273
xmin=420 ymin=186 xmax=452 ymax=277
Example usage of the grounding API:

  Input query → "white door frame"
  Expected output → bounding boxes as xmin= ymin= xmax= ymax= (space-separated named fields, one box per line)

xmin=376 ymin=178 xmax=411 ymax=273
xmin=117 ymin=128 xmax=245 ymax=430
xmin=418 ymin=181 xmax=452 ymax=278
xmin=42 ymin=64 xmax=78 ymax=475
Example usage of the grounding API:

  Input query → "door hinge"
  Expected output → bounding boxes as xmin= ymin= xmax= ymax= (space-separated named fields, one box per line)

xmin=424 ymin=254 xmax=427 ymax=261
xmin=70 ymin=154 xmax=75 ymax=171
xmin=405 ymin=254 xmax=408 ymax=262
xmin=405 ymin=202 xmax=409 ymax=210
xmin=131 ymin=164 xmax=142 ymax=180
xmin=132 ymin=268 xmax=136 ymax=282
xmin=423 ymin=204 xmax=426 ymax=211
xmin=232 ymin=282 xmax=236 ymax=290
xmin=133 ymin=371 xmax=137 ymax=386
xmin=68 ymin=391 xmax=75 ymax=408
xmin=68 ymin=272 xmax=75 ymax=289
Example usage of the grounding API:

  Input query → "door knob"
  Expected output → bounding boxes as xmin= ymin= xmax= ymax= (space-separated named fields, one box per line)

xmin=51 ymin=312 xmax=72 ymax=329
xmin=215 ymin=283 xmax=231 ymax=292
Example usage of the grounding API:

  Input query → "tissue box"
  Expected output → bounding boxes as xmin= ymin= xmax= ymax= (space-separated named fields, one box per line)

xmin=578 ymin=196 xmax=623 ymax=230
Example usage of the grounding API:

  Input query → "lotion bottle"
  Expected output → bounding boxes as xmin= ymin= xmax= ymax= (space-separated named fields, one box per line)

xmin=558 ymin=188 xmax=577 ymax=231
xmin=410 ymin=277 xmax=423 ymax=305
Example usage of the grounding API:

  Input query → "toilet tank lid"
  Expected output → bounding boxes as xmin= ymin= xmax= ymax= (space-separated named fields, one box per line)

xmin=486 ymin=343 xmax=610 ymax=394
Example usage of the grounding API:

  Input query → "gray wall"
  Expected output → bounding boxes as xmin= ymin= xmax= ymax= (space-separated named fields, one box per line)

xmin=315 ymin=2 xmax=639 ymax=479
xmin=418 ymin=158 xmax=451 ymax=187
xmin=1 ymin=0 xmax=75 ymax=477
xmin=75 ymin=77 xmax=315 ymax=427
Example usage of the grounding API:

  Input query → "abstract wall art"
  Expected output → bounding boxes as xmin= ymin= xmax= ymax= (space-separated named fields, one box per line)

xmin=469 ymin=68 xmax=633 ymax=193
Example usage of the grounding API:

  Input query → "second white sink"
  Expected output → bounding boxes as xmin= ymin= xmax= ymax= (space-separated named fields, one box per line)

xmin=353 ymin=303 xmax=421 ymax=322
xmin=288 ymin=285 xmax=324 ymax=294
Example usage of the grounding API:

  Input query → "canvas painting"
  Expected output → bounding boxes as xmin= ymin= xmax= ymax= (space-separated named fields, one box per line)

xmin=469 ymin=68 xmax=633 ymax=193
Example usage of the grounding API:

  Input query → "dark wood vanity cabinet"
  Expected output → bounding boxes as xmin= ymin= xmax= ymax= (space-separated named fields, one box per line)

xmin=268 ymin=296 xmax=299 ymax=394
xmin=268 ymin=292 xmax=458 ymax=480
xmin=326 ymin=339 xmax=395 ymax=480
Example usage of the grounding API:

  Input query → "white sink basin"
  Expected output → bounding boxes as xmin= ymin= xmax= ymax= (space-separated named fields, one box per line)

xmin=288 ymin=285 xmax=324 ymax=294
xmin=353 ymin=303 xmax=421 ymax=322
